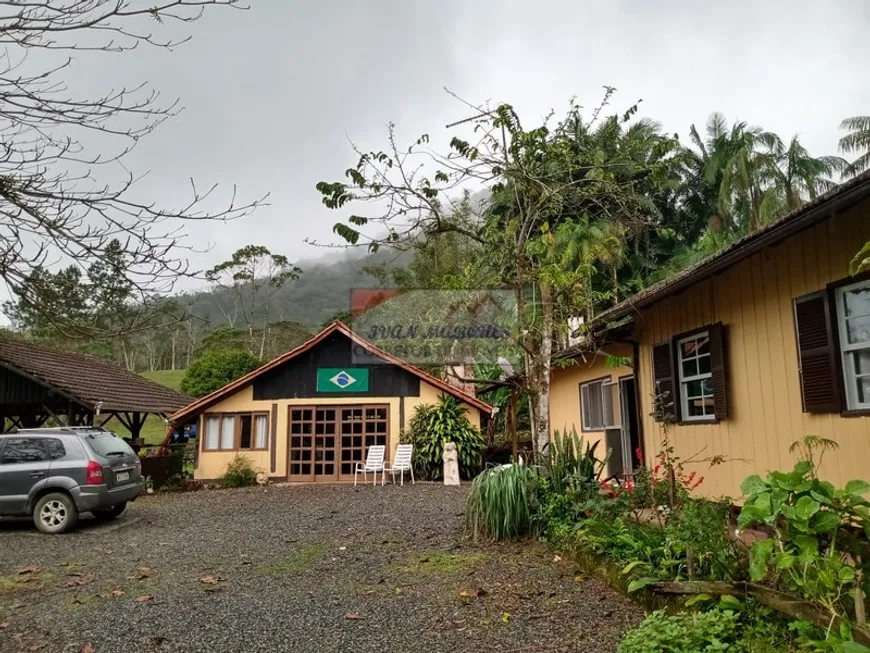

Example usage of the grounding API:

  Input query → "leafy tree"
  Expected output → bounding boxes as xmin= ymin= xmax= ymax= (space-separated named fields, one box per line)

xmin=206 ymin=245 xmax=302 ymax=359
xmin=317 ymin=91 xmax=668 ymax=451
xmin=839 ymin=116 xmax=870 ymax=175
xmin=180 ymin=349 xmax=261 ymax=398
xmin=0 ymin=1 xmax=262 ymax=334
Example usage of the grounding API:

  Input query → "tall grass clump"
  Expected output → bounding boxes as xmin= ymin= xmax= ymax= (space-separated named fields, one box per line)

xmin=466 ymin=463 xmax=538 ymax=540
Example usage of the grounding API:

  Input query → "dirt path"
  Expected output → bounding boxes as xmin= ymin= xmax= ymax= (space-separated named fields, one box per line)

xmin=0 ymin=484 xmax=641 ymax=652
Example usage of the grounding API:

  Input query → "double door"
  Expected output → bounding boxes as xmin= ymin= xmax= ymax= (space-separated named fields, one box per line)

xmin=287 ymin=405 xmax=388 ymax=482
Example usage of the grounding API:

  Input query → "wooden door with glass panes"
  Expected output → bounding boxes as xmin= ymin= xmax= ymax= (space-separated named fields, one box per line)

xmin=288 ymin=405 xmax=388 ymax=482
xmin=338 ymin=405 xmax=388 ymax=480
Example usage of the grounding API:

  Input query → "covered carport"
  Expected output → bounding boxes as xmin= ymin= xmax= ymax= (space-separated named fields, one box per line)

xmin=0 ymin=338 xmax=191 ymax=439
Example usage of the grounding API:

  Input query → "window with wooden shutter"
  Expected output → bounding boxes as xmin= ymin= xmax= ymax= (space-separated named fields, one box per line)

xmin=652 ymin=342 xmax=676 ymax=422
xmin=793 ymin=290 xmax=843 ymax=413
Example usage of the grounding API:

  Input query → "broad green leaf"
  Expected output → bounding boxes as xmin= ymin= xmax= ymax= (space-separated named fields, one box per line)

xmin=626 ymin=577 xmax=658 ymax=593
xmin=749 ymin=539 xmax=774 ymax=582
xmin=719 ymin=594 xmax=743 ymax=611
xmin=793 ymin=460 xmax=812 ymax=477
xmin=775 ymin=553 xmax=796 ymax=570
xmin=810 ymin=510 xmax=841 ymax=533
xmin=837 ymin=641 xmax=870 ymax=653
xmin=845 ymin=480 xmax=870 ymax=496
xmin=621 ymin=560 xmax=648 ymax=576
xmin=839 ymin=566 xmax=856 ymax=582
xmin=740 ymin=475 xmax=767 ymax=496
xmin=794 ymin=534 xmax=819 ymax=555
xmin=684 ymin=593 xmax=713 ymax=607
xmin=795 ymin=496 xmax=820 ymax=521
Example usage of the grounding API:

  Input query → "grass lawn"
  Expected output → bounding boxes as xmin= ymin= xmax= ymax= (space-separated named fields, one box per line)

xmin=102 ymin=369 xmax=187 ymax=445
xmin=141 ymin=369 xmax=186 ymax=392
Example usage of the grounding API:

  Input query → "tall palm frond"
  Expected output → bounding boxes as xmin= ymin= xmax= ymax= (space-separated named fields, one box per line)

xmin=839 ymin=116 xmax=870 ymax=176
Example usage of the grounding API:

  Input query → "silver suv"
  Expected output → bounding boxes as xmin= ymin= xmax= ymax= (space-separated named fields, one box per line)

xmin=0 ymin=427 xmax=144 ymax=534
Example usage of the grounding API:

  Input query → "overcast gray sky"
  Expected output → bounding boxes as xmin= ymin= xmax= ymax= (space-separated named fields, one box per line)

xmin=66 ymin=0 xmax=870 ymax=280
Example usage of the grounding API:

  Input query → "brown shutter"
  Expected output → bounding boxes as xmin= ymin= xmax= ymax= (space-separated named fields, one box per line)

xmin=652 ymin=342 xmax=677 ymax=422
xmin=793 ymin=291 xmax=843 ymax=413
xmin=708 ymin=323 xmax=729 ymax=420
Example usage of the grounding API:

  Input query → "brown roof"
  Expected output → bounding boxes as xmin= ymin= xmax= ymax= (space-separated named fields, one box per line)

xmin=0 ymin=339 xmax=192 ymax=414
xmin=590 ymin=170 xmax=870 ymax=331
xmin=171 ymin=321 xmax=493 ymax=423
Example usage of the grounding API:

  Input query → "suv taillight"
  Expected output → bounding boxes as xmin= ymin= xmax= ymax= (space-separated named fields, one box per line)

xmin=86 ymin=460 xmax=104 ymax=485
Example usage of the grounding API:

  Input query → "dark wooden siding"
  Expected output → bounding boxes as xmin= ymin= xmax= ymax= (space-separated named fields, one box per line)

xmin=0 ymin=365 xmax=56 ymax=407
xmin=252 ymin=332 xmax=421 ymax=400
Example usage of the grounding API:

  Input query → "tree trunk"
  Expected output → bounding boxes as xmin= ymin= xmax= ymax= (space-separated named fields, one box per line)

xmin=532 ymin=283 xmax=554 ymax=453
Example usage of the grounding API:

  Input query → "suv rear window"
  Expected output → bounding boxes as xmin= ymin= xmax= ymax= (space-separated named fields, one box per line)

xmin=85 ymin=432 xmax=135 ymax=458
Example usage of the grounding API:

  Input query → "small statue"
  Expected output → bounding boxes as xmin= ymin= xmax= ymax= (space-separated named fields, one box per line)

xmin=443 ymin=442 xmax=460 ymax=486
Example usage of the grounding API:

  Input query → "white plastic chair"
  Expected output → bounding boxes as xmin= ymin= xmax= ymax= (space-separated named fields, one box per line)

xmin=354 ymin=445 xmax=385 ymax=487
xmin=384 ymin=444 xmax=415 ymax=486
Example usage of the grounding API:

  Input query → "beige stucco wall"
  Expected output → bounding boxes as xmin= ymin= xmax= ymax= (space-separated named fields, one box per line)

xmin=635 ymin=198 xmax=870 ymax=499
xmin=549 ymin=344 xmax=633 ymax=455
xmin=194 ymin=380 xmax=483 ymax=481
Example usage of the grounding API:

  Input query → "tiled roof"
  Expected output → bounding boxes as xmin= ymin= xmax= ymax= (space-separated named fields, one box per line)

xmin=590 ymin=169 xmax=870 ymax=330
xmin=0 ymin=339 xmax=192 ymax=414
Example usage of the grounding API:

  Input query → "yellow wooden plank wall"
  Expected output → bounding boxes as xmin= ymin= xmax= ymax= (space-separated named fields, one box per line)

xmin=636 ymin=200 xmax=870 ymax=499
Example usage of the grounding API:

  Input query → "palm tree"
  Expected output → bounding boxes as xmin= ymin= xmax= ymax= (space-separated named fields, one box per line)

xmin=839 ymin=116 xmax=870 ymax=175
xmin=772 ymin=135 xmax=847 ymax=211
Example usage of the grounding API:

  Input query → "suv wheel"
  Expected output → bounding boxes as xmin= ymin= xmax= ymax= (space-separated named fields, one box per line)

xmin=34 ymin=492 xmax=79 ymax=534
xmin=93 ymin=502 xmax=126 ymax=521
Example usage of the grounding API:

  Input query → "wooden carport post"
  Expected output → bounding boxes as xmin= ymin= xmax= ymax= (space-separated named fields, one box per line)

xmin=116 ymin=412 xmax=147 ymax=440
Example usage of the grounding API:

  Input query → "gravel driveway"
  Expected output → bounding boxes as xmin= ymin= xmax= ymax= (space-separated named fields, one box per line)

xmin=0 ymin=484 xmax=641 ymax=653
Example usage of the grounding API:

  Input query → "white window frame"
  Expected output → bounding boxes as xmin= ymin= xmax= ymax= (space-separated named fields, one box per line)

xmin=580 ymin=378 xmax=608 ymax=431
xmin=602 ymin=380 xmax=621 ymax=429
xmin=836 ymin=279 xmax=870 ymax=411
xmin=676 ymin=331 xmax=715 ymax=422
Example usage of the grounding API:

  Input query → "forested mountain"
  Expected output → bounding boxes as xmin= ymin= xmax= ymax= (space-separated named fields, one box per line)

xmin=181 ymin=247 xmax=412 ymax=328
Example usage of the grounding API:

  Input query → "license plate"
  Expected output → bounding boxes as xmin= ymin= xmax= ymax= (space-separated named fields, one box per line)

xmin=116 ymin=471 xmax=130 ymax=482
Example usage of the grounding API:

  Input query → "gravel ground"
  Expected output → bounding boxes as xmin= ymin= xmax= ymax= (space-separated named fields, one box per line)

xmin=0 ymin=484 xmax=642 ymax=653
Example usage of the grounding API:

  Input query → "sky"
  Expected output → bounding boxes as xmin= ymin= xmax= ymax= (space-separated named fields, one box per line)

xmin=28 ymin=0 xmax=870 ymax=287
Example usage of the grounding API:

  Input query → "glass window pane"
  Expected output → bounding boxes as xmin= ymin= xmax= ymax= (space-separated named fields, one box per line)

xmin=239 ymin=415 xmax=253 ymax=449
xmin=684 ymin=380 xmax=705 ymax=398
xmin=220 ymin=416 xmax=235 ymax=449
xmin=858 ymin=377 xmax=870 ymax=404
xmin=696 ymin=337 xmax=710 ymax=356
xmin=698 ymin=355 xmax=712 ymax=375
xmin=682 ymin=358 xmax=698 ymax=378
xmin=0 ymin=438 xmax=47 ymax=464
xmin=205 ymin=416 xmax=220 ymax=450
xmin=847 ymin=316 xmax=870 ymax=345
xmin=255 ymin=415 xmax=268 ymax=448
xmin=844 ymin=285 xmax=870 ymax=318
xmin=681 ymin=339 xmax=698 ymax=358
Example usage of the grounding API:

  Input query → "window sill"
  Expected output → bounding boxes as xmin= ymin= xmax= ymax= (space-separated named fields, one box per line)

xmin=841 ymin=409 xmax=870 ymax=418
xmin=676 ymin=418 xmax=719 ymax=426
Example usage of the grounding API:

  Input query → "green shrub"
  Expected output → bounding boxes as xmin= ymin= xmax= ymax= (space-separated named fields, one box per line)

xmin=541 ymin=428 xmax=605 ymax=494
xmin=404 ymin=394 xmax=484 ymax=480
xmin=664 ymin=498 xmax=745 ymax=581
xmin=180 ymin=349 xmax=261 ymax=397
xmin=466 ymin=463 xmax=538 ymax=540
xmin=218 ymin=454 xmax=259 ymax=488
xmin=618 ymin=609 xmax=745 ymax=653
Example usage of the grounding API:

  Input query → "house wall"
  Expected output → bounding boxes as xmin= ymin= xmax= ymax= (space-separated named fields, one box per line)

xmin=635 ymin=198 xmax=870 ymax=499
xmin=549 ymin=343 xmax=634 ymax=455
xmin=194 ymin=380 xmax=481 ymax=481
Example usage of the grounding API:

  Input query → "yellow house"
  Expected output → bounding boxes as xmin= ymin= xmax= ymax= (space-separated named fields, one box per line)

xmin=577 ymin=170 xmax=870 ymax=499
xmin=171 ymin=322 xmax=492 ymax=482
xmin=549 ymin=341 xmax=639 ymax=478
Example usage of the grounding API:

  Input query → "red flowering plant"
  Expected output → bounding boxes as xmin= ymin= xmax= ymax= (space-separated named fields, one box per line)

xmin=630 ymin=438 xmax=721 ymax=526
